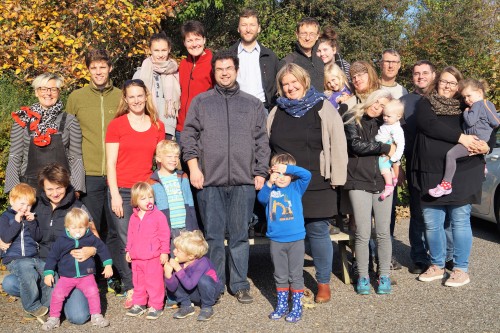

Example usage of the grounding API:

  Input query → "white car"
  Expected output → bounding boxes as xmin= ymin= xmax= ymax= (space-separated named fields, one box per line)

xmin=471 ymin=146 xmax=500 ymax=232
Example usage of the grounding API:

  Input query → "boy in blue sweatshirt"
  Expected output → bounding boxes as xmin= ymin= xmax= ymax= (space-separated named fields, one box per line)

xmin=257 ymin=153 xmax=311 ymax=323
xmin=0 ymin=183 xmax=49 ymax=318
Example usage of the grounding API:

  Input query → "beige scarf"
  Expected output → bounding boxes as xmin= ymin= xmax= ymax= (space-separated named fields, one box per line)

xmin=139 ymin=57 xmax=180 ymax=117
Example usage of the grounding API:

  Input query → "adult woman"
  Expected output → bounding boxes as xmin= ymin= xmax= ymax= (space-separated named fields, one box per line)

xmin=105 ymin=79 xmax=164 ymax=306
xmin=343 ymin=61 xmax=380 ymax=112
xmin=5 ymin=73 xmax=85 ymax=194
xmin=343 ymin=90 xmax=396 ymax=294
xmin=412 ymin=67 xmax=489 ymax=287
xmin=1 ymin=163 xmax=98 ymax=324
xmin=316 ymin=27 xmax=351 ymax=80
xmin=268 ymin=63 xmax=347 ymax=302
xmin=133 ymin=31 xmax=180 ymax=140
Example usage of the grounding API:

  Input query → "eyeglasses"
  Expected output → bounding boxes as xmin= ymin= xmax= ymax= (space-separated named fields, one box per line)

xmin=37 ymin=87 xmax=60 ymax=94
xmin=438 ymin=79 xmax=458 ymax=88
xmin=298 ymin=32 xmax=318 ymax=38
xmin=215 ymin=66 xmax=236 ymax=73
xmin=123 ymin=79 xmax=145 ymax=88
xmin=381 ymin=60 xmax=400 ymax=66
xmin=351 ymin=72 xmax=368 ymax=81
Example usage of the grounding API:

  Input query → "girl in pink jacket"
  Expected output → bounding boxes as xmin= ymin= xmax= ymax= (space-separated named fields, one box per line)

xmin=125 ymin=182 xmax=170 ymax=319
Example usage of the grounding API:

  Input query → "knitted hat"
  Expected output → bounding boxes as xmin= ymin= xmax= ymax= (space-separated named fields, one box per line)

xmin=350 ymin=62 xmax=368 ymax=77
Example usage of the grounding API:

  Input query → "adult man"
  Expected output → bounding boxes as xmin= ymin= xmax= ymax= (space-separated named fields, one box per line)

xmin=66 ymin=49 xmax=121 ymax=234
xmin=280 ymin=17 xmax=324 ymax=92
xmin=401 ymin=60 xmax=436 ymax=274
xmin=181 ymin=51 xmax=270 ymax=304
xmin=379 ymin=49 xmax=408 ymax=99
xmin=228 ymin=8 xmax=279 ymax=111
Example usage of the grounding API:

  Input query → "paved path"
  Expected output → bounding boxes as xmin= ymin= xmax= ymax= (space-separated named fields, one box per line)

xmin=1 ymin=218 xmax=499 ymax=333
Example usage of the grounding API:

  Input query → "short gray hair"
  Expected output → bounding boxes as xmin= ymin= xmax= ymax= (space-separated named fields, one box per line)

xmin=32 ymin=73 xmax=64 ymax=90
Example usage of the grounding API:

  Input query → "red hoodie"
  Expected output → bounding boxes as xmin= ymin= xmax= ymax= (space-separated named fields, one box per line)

xmin=176 ymin=49 xmax=213 ymax=132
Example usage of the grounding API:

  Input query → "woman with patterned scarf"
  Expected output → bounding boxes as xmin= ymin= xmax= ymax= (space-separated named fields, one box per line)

xmin=412 ymin=66 xmax=490 ymax=287
xmin=5 ymin=73 xmax=85 ymax=194
xmin=133 ymin=31 xmax=180 ymax=140
xmin=267 ymin=63 xmax=347 ymax=303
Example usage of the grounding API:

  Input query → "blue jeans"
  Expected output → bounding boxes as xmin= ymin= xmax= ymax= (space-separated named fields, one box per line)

xmin=421 ymin=204 xmax=472 ymax=272
xmin=107 ymin=187 xmax=133 ymax=291
xmin=305 ymin=218 xmax=333 ymax=284
xmin=5 ymin=258 xmax=51 ymax=312
xmin=2 ymin=272 xmax=90 ymax=324
xmin=197 ymin=185 xmax=255 ymax=293
xmin=172 ymin=275 xmax=223 ymax=309
xmin=408 ymin=184 xmax=429 ymax=265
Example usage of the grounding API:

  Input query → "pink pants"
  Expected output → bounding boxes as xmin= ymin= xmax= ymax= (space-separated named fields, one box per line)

xmin=132 ymin=257 xmax=165 ymax=309
xmin=49 ymin=275 xmax=100 ymax=317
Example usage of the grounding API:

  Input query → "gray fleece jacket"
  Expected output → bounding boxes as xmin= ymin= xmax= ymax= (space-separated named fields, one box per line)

xmin=181 ymin=83 xmax=270 ymax=187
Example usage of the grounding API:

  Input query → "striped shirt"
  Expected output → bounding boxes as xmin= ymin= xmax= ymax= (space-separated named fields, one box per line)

xmin=159 ymin=174 xmax=186 ymax=229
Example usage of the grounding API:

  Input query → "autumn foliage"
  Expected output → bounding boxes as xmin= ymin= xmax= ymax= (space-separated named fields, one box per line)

xmin=0 ymin=0 xmax=178 ymax=89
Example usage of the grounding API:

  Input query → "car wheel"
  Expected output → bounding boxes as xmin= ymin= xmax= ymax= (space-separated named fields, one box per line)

xmin=495 ymin=195 xmax=500 ymax=233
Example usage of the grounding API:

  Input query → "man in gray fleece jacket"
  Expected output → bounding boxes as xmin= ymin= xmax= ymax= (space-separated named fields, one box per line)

xmin=181 ymin=50 xmax=270 ymax=304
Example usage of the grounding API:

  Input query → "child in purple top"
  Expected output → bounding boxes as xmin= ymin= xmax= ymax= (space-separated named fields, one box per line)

xmin=164 ymin=230 xmax=223 ymax=322
xmin=323 ymin=62 xmax=352 ymax=109
xmin=429 ymin=78 xmax=500 ymax=197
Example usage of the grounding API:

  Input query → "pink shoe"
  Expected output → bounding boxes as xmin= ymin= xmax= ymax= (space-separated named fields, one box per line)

xmin=380 ymin=185 xmax=394 ymax=200
xmin=428 ymin=184 xmax=452 ymax=197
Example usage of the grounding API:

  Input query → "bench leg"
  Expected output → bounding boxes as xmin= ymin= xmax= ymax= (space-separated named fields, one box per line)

xmin=339 ymin=241 xmax=351 ymax=285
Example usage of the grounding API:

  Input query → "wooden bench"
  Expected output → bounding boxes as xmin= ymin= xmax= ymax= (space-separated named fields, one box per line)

xmin=225 ymin=231 xmax=354 ymax=284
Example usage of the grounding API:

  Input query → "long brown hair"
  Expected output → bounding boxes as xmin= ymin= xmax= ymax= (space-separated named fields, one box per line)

xmin=115 ymin=79 xmax=160 ymax=129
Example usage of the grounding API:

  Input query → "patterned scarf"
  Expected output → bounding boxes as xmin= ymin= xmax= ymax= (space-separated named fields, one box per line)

xmin=138 ymin=57 xmax=180 ymax=118
xmin=428 ymin=90 xmax=462 ymax=116
xmin=11 ymin=101 xmax=63 ymax=146
xmin=276 ymin=86 xmax=326 ymax=118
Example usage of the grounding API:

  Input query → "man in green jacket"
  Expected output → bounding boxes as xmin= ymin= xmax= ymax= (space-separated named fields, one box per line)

xmin=66 ymin=49 xmax=121 ymax=234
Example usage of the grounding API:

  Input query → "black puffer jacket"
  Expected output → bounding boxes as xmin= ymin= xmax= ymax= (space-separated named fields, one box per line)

xmin=343 ymin=114 xmax=391 ymax=192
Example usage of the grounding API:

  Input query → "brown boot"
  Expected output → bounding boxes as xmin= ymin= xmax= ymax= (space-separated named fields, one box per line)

xmin=315 ymin=283 xmax=331 ymax=303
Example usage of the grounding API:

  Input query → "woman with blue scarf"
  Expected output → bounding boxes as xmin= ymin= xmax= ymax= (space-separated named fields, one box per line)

xmin=267 ymin=63 xmax=347 ymax=303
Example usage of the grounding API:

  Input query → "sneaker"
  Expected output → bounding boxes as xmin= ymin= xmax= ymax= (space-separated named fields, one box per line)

xmin=445 ymin=259 xmax=454 ymax=271
xmin=418 ymin=265 xmax=445 ymax=282
xmin=146 ymin=307 xmax=163 ymax=320
xmin=107 ymin=278 xmax=121 ymax=294
xmin=390 ymin=257 xmax=402 ymax=270
xmin=126 ymin=304 xmax=147 ymax=317
xmin=165 ymin=297 xmax=179 ymax=309
xmin=444 ymin=269 xmax=470 ymax=287
xmin=173 ymin=306 xmax=195 ymax=319
xmin=409 ymin=262 xmax=429 ymax=275
xmin=123 ymin=289 xmax=134 ymax=309
xmin=356 ymin=276 xmax=371 ymax=295
xmin=41 ymin=317 xmax=60 ymax=331
xmin=91 ymin=314 xmax=110 ymax=328
xmin=428 ymin=184 xmax=452 ymax=197
xmin=197 ymin=307 xmax=214 ymax=321
xmin=26 ymin=305 xmax=48 ymax=318
xmin=377 ymin=275 xmax=392 ymax=294
xmin=235 ymin=289 xmax=253 ymax=304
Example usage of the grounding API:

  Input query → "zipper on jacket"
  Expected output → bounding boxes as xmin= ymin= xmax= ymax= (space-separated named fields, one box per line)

xmin=74 ymin=238 xmax=81 ymax=277
xmin=101 ymin=94 xmax=105 ymax=175
xmin=20 ymin=221 xmax=25 ymax=256
xmin=225 ymin=95 xmax=231 ymax=185
xmin=184 ymin=59 xmax=197 ymax=119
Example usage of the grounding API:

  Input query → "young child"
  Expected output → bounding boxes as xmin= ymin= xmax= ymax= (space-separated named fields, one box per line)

xmin=164 ymin=230 xmax=223 ymax=322
xmin=324 ymin=62 xmax=352 ymax=110
xmin=0 ymin=183 xmax=49 ymax=319
xmin=375 ymin=99 xmax=405 ymax=200
xmin=125 ymin=182 xmax=170 ymax=319
xmin=257 ymin=153 xmax=311 ymax=323
xmin=429 ymin=78 xmax=500 ymax=197
xmin=42 ymin=208 xmax=112 ymax=330
xmin=149 ymin=140 xmax=198 ymax=308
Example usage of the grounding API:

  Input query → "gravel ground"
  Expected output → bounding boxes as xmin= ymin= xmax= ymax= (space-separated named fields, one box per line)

xmin=0 ymin=217 xmax=499 ymax=333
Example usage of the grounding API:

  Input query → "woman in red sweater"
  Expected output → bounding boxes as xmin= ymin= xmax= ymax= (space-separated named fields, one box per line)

xmin=105 ymin=79 xmax=165 ymax=308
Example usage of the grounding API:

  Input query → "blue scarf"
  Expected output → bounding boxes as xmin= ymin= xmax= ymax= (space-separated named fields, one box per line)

xmin=276 ymin=86 xmax=326 ymax=118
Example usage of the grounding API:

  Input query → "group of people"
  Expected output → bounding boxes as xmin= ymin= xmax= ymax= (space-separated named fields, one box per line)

xmin=1 ymin=7 xmax=497 ymax=328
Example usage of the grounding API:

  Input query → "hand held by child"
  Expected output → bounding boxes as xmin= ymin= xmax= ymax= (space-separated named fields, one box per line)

xmin=160 ymin=253 xmax=169 ymax=265
xmin=102 ymin=265 xmax=113 ymax=279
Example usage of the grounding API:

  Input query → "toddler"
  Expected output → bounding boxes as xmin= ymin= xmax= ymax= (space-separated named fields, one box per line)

xmin=375 ymin=99 xmax=405 ymax=200
xmin=125 ymin=182 xmax=170 ymax=319
xmin=429 ymin=78 xmax=500 ymax=197
xmin=257 ymin=153 xmax=311 ymax=323
xmin=324 ymin=62 xmax=352 ymax=109
xmin=164 ymin=230 xmax=223 ymax=322
xmin=0 ymin=183 xmax=49 ymax=319
xmin=42 ymin=208 xmax=112 ymax=330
